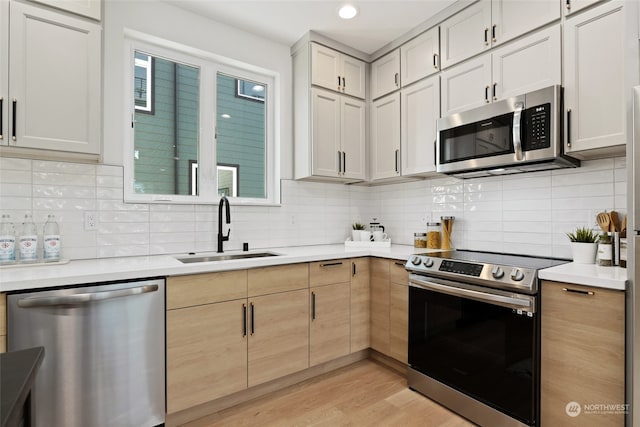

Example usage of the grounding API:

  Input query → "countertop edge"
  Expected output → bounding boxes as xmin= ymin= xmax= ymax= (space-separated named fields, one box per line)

xmin=538 ymin=263 xmax=627 ymax=291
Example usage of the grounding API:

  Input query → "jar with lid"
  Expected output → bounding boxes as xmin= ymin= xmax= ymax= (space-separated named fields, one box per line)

xmin=426 ymin=222 xmax=441 ymax=249
xmin=414 ymin=233 xmax=427 ymax=248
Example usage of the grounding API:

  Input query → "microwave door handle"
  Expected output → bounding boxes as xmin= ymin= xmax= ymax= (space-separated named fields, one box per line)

xmin=513 ymin=102 xmax=524 ymax=161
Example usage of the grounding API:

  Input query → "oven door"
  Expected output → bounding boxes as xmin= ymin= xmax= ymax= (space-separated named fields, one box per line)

xmin=408 ymin=275 xmax=538 ymax=426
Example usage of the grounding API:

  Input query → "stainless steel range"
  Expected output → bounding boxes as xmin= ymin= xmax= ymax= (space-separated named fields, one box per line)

xmin=405 ymin=250 xmax=569 ymax=427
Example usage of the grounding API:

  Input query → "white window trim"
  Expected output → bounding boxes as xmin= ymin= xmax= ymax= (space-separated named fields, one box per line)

xmin=123 ymin=31 xmax=280 ymax=206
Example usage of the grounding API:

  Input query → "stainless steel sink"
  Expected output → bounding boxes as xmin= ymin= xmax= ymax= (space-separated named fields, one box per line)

xmin=176 ymin=252 xmax=280 ymax=263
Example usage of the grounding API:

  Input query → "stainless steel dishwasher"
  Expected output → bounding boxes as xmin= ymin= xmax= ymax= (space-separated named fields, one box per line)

xmin=7 ymin=278 xmax=165 ymax=427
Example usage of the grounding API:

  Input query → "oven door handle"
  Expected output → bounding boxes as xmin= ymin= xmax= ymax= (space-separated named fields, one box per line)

xmin=410 ymin=277 xmax=533 ymax=312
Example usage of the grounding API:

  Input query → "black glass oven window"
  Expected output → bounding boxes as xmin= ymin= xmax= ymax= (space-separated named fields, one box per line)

xmin=523 ymin=103 xmax=551 ymax=151
xmin=408 ymin=286 xmax=537 ymax=425
xmin=440 ymin=112 xmax=513 ymax=164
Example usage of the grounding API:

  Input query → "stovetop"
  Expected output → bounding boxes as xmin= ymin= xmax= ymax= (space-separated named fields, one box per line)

xmin=405 ymin=250 xmax=570 ymax=294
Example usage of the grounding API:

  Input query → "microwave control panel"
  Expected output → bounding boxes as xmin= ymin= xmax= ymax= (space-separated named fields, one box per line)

xmin=524 ymin=103 xmax=551 ymax=150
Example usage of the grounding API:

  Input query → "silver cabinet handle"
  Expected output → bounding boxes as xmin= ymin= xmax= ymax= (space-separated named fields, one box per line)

xmin=485 ymin=86 xmax=490 ymax=103
xmin=484 ymin=28 xmax=489 ymax=46
xmin=17 ymin=284 xmax=159 ymax=308
xmin=513 ymin=102 xmax=524 ymax=161
xmin=432 ymin=53 xmax=438 ymax=69
xmin=492 ymin=24 xmax=497 ymax=43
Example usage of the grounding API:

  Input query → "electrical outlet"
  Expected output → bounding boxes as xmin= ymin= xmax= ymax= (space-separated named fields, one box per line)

xmin=84 ymin=211 xmax=98 ymax=231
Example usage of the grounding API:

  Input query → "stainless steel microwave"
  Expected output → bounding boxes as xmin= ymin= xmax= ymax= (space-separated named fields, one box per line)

xmin=436 ymin=85 xmax=579 ymax=178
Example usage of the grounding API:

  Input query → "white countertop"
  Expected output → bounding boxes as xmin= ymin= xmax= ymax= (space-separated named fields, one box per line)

xmin=1 ymin=245 xmax=627 ymax=293
xmin=538 ymin=262 xmax=627 ymax=291
xmin=0 ymin=244 xmax=431 ymax=293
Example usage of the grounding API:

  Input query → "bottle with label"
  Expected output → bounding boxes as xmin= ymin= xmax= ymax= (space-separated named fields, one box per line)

xmin=0 ymin=214 xmax=16 ymax=263
xmin=43 ymin=214 xmax=61 ymax=262
xmin=19 ymin=213 xmax=38 ymax=263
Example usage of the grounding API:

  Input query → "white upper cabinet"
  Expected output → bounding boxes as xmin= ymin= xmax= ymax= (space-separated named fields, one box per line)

xmin=401 ymin=26 xmax=440 ymax=87
xmin=28 ymin=0 xmax=101 ymax=20
xmin=492 ymin=0 xmax=560 ymax=46
xmin=564 ymin=1 xmax=626 ymax=156
xmin=401 ymin=76 xmax=440 ymax=177
xmin=2 ymin=1 xmax=101 ymax=155
xmin=440 ymin=1 xmax=491 ymax=69
xmin=370 ymin=49 xmax=400 ymax=101
xmin=564 ymin=0 xmax=604 ymax=16
xmin=441 ymin=55 xmax=492 ymax=116
xmin=370 ymin=93 xmax=401 ymax=180
xmin=441 ymin=25 xmax=560 ymax=117
xmin=311 ymin=43 xmax=366 ymax=99
xmin=441 ymin=0 xmax=560 ymax=69
xmin=492 ymin=25 xmax=561 ymax=101
xmin=310 ymin=88 xmax=366 ymax=180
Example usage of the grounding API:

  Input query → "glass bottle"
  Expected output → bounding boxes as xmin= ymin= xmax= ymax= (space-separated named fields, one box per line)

xmin=426 ymin=222 xmax=441 ymax=249
xmin=19 ymin=213 xmax=39 ymax=263
xmin=43 ymin=214 xmax=61 ymax=262
xmin=0 ymin=214 xmax=16 ymax=263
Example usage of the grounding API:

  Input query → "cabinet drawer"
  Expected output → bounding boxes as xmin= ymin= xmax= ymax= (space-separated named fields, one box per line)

xmin=248 ymin=263 xmax=309 ymax=296
xmin=390 ymin=260 xmax=409 ymax=285
xmin=309 ymin=259 xmax=351 ymax=287
xmin=167 ymin=271 xmax=248 ymax=309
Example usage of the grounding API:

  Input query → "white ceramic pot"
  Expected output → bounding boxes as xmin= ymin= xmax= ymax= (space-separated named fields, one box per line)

xmin=570 ymin=242 xmax=597 ymax=264
xmin=351 ymin=230 xmax=360 ymax=241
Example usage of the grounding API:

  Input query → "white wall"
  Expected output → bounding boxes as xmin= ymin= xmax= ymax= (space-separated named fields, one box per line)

xmin=102 ymin=0 xmax=294 ymax=179
xmin=0 ymin=156 xmax=626 ymax=261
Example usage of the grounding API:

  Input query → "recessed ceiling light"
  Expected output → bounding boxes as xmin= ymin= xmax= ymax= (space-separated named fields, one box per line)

xmin=338 ymin=4 xmax=358 ymax=20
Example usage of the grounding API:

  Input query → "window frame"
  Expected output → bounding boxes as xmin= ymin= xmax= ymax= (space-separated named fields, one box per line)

xmin=123 ymin=33 xmax=280 ymax=206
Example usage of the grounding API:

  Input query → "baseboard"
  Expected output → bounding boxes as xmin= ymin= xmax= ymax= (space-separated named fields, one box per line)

xmin=368 ymin=349 xmax=408 ymax=376
xmin=166 ymin=349 xmax=370 ymax=427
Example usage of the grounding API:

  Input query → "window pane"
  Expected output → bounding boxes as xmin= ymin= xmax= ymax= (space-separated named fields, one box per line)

xmin=133 ymin=51 xmax=199 ymax=196
xmin=216 ymin=73 xmax=266 ymax=199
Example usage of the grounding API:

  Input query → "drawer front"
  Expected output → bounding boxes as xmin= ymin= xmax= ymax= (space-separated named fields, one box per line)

xmin=248 ymin=263 xmax=309 ymax=297
xmin=390 ymin=259 xmax=409 ymax=285
xmin=167 ymin=270 xmax=248 ymax=309
xmin=309 ymin=259 xmax=351 ymax=287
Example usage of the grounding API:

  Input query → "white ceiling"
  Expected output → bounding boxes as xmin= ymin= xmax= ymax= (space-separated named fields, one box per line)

xmin=164 ymin=0 xmax=458 ymax=55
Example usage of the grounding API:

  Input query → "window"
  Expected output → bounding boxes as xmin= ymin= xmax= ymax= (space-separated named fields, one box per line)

xmin=124 ymin=35 xmax=279 ymax=205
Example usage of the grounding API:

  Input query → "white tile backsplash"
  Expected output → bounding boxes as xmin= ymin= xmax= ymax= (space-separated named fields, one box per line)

xmin=0 ymin=156 xmax=628 ymax=260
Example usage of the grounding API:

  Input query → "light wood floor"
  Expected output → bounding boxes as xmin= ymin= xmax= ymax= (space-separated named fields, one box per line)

xmin=185 ymin=360 xmax=476 ymax=427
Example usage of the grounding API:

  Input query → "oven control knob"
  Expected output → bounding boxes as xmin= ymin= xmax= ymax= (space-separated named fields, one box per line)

xmin=424 ymin=257 xmax=434 ymax=268
xmin=510 ymin=268 xmax=525 ymax=281
xmin=491 ymin=266 xmax=504 ymax=279
xmin=411 ymin=256 xmax=422 ymax=266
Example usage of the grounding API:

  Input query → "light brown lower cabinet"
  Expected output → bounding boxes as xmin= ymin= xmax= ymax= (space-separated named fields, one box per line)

xmin=370 ymin=258 xmax=409 ymax=363
xmin=310 ymin=282 xmax=350 ymax=366
xmin=541 ymin=280 xmax=625 ymax=427
xmin=350 ymin=257 xmax=370 ymax=352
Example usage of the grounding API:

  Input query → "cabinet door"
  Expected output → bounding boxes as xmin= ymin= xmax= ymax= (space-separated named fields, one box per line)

xmin=371 ymin=49 xmax=400 ymax=100
xmin=541 ymin=281 xmax=624 ymax=426
xmin=311 ymin=88 xmax=341 ymax=178
xmin=9 ymin=1 xmax=101 ymax=154
xmin=310 ymin=283 xmax=350 ymax=366
xmin=370 ymin=258 xmax=390 ymax=355
xmin=167 ymin=300 xmax=247 ymax=413
xmin=0 ymin=0 xmax=7 ymax=146
xmin=491 ymin=0 xmax=560 ymax=46
xmin=341 ymin=55 xmax=366 ymax=99
xmin=492 ymin=26 xmax=560 ymax=101
xmin=440 ymin=1 xmax=491 ymax=69
xmin=440 ymin=55 xmax=491 ymax=116
xmin=389 ymin=283 xmax=408 ymax=364
xmin=564 ymin=1 xmax=626 ymax=155
xmin=565 ymin=0 xmax=604 ymax=16
xmin=401 ymin=76 xmax=439 ymax=176
xmin=370 ymin=93 xmax=401 ymax=180
xmin=248 ymin=289 xmax=309 ymax=387
xmin=350 ymin=258 xmax=370 ymax=353
xmin=401 ymin=27 xmax=440 ymax=86
xmin=311 ymin=43 xmax=342 ymax=93
xmin=341 ymin=96 xmax=366 ymax=180
xmin=28 ymin=0 xmax=102 ymax=20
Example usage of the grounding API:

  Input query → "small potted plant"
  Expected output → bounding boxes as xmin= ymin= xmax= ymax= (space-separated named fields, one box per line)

xmin=352 ymin=223 xmax=366 ymax=241
xmin=566 ymin=226 xmax=598 ymax=264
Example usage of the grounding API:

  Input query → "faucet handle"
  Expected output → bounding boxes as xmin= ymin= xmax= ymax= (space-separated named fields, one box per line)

xmin=224 ymin=228 xmax=231 ymax=241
